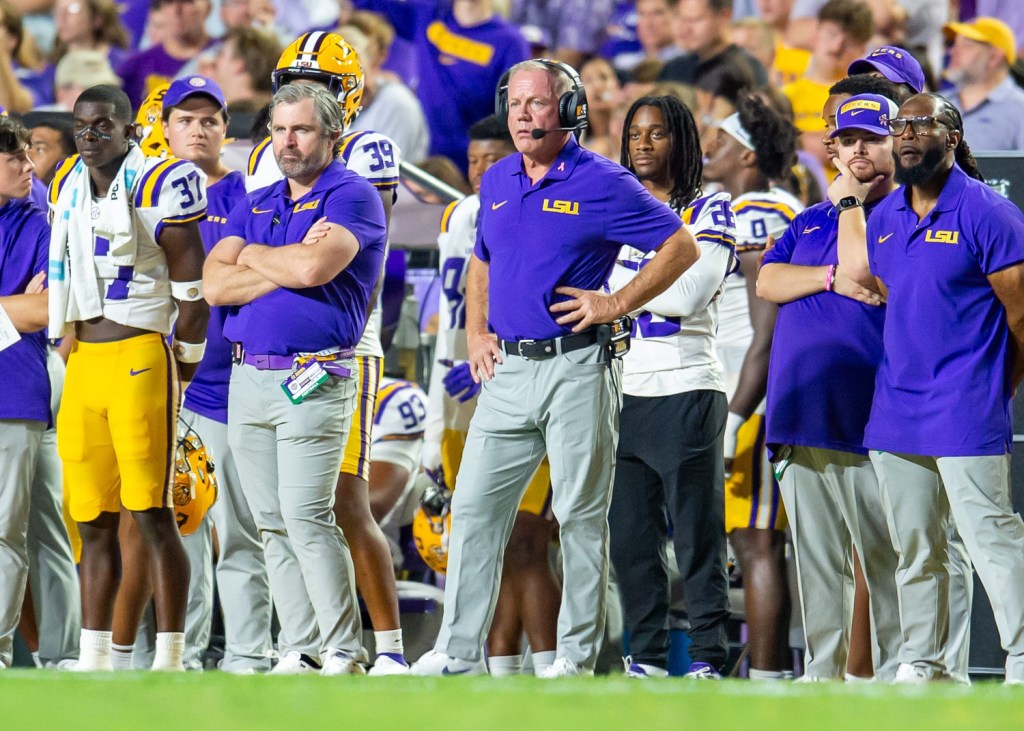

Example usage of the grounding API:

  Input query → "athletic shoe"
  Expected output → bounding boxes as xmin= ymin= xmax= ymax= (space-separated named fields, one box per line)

xmin=684 ymin=662 xmax=722 ymax=679
xmin=410 ymin=649 xmax=486 ymax=676
xmin=270 ymin=651 xmax=321 ymax=675
xmin=537 ymin=657 xmax=590 ymax=678
xmin=623 ymin=656 xmax=668 ymax=678
xmin=368 ymin=653 xmax=410 ymax=676
xmin=894 ymin=663 xmax=933 ymax=684
xmin=321 ymin=649 xmax=365 ymax=676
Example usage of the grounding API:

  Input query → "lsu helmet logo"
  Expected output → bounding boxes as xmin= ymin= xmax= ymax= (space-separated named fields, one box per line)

xmin=173 ymin=421 xmax=218 ymax=536
xmin=925 ymin=229 xmax=959 ymax=244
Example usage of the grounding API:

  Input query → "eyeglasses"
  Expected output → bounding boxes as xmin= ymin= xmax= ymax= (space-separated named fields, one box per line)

xmin=73 ymin=126 xmax=112 ymax=141
xmin=887 ymin=116 xmax=949 ymax=136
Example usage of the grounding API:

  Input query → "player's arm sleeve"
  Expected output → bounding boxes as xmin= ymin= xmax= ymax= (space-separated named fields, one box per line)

xmin=641 ymin=240 xmax=733 ymax=318
xmin=245 ymin=138 xmax=279 ymax=193
xmin=149 ymin=160 xmax=208 ymax=237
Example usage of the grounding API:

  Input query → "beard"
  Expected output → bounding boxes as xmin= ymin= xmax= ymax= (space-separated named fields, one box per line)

xmin=893 ymin=145 xmax=947 ymax=186
xmin=276 ymin=146 xmax=331 ymax=181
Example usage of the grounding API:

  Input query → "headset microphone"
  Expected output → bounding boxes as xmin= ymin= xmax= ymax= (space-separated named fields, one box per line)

xmin=530 ymin=126 xmax=580 ymax=139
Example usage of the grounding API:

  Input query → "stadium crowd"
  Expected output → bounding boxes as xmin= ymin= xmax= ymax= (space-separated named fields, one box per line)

xmin=1 ymin=0 xmax=1024 ymax=685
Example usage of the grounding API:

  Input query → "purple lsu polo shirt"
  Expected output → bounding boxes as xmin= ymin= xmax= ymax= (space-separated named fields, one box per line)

xmin=0 ymin=198 xmax=51 ymax=425
xmin=222 ymin=161 xmax=387 ymax=356
xmin=866 ymin=164 xmax=1024 ymax=457
xmin=475 ymin=136 xmax=682 ymax=342
xmin=763 ymin=199 xmax=886 ymax=458
xmin=182 ymin=171 xmax=246 ymax=425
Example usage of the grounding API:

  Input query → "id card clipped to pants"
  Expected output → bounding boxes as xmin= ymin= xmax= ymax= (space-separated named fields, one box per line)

xmin=281 ymin=355 xmax=353 ymax=404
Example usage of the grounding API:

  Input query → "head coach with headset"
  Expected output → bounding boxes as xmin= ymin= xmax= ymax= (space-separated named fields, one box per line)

xmin=411 ymin=58 xmax=701 ymax=678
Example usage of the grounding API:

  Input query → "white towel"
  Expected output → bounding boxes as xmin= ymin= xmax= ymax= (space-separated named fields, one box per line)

xmin=48 ymin=144 xmax=146 ymax=338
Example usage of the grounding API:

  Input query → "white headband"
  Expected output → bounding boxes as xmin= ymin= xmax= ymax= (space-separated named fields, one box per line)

xmin=718 ymin=113 xmax=755 ymax=151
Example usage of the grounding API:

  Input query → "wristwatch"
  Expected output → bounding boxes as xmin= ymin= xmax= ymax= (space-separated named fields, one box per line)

xmin=836 ymin=195 xmax=863 ymax=214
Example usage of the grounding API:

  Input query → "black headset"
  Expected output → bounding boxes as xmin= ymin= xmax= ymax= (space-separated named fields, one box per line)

xmin=494 ymin=58 xmax=589 ymax=136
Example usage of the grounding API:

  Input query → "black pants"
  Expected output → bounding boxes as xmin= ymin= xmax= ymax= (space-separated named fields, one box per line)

xmin=609 ymin=389 xmax=730 ymax=670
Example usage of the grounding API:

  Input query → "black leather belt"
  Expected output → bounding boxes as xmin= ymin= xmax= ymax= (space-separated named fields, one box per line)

xmin=499 ymin=329 xmax=599 ymax=360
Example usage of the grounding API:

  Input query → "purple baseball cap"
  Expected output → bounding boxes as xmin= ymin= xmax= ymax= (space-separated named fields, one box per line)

xmin=829 ymin=93 xmax=900 ymax=139
xmin=847 ymin=46 xmax=926 ymax=93
xmin=163 ymin=75 xmax=227 ymax=112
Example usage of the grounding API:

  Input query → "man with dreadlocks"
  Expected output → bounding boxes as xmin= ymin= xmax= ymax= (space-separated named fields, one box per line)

xmin=837 ymin=92 xmax=1024 ymax=685
xmin=607 ymin=94 xmax=735 ymax=680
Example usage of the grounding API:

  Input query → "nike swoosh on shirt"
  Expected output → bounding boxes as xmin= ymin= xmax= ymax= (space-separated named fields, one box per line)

xmin=252 ymin=207 xmax=272 ymax=214
xmin=878 ymin=233 xmax=894 ymax=243
xmin=491 ymin=200 xmax=508 ymax=210
xmin=802 ymin=226 xmax=821 ymax=234
xmin=129 ymin=368 xmax=151 ymax=376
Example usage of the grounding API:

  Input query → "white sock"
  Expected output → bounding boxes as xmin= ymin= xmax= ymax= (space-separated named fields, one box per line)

xmin=374 ymin=629 xmax=404 ymax=657
xmin=77 ymin=629 xmax=113 ymax=671
xmin=111 ymin=643 xmax=135 ymax=671
xmin=782 ymin=670 xmax=795 ymax=680
xmin=152 ymin=632 xmax=185 ymax=672
xmin=845 ymin=672 xmax=873 ymax=683
xmin=532 ymin=650 xmax=556 ymax=677
xmin=749 ymin=668 xmax=786 ymax=681
xmin=488 ymin=655 xmax=523 ymax=677
xmin=30 ymin=651 xmax=42 ymax=668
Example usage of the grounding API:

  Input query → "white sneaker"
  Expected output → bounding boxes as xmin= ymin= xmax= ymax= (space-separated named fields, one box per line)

xmin=270 ymin=651 xmax=321 ymax=675
xmin=368 ymin=653 xmax=410 ymax=676
xmin=537 ymin=657 xmax=589 ymax=678
xmin=410 ymin=649 xmax=486 ymax=676
xmin=623 ymin=656 xmax=668 ymax=678
xmin=321 ymin=649 xmax=365 ymax=676
xmin=894 ymin=663 xmax=934 ymax=684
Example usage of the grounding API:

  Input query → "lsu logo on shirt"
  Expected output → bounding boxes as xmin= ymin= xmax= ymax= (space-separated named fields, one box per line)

xmin=925 ymin=229 xmax=959 ymax=245
xmin=542 ymin=199 xmax=579 ymax=216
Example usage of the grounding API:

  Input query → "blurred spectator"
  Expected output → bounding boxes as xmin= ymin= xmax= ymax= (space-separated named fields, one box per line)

xmin=975 ymin=1 xmax=1024 ymax=64
xmin=731 ymin=17 xmax=776 ymax=78
xmin=51 ymin=0 xmax=130 ymax=68
xmin=659 ymin=0 xmax=768 ymax=87
xmin=945 ymin=16 xmax=1024 ymax=151
xmin=611 ymin=0 xmax=679 ymax=75
xmin=0 ymin=1 xmax=48 ymax=111
xmin=28 ymin=117 xmax=73 ymax=184
xmin=750 ymin=0 xmax=812 ymax=84
xmin=508 ymin=0 xmax=616 ymax=69
xmin=39 ymin=47 xmax=120 ymax=110
xmin=692 ymin=52 xmax=756 ymax=147
xmin=343 ymin=10 xmax=430 ymax=163
xmin=601 ymin=0 xmax=641 ymax=69
xmin=781 ymin=0 xmax=872 ymax=170
xmin=403 ymin=154 xmax=471 ymax=203
xmin=354 ymin=0 xmax=528 ymax=173
xmin=207 ymin=25 xmax=279 ymax=112
xmin=118 ymin=0 xmax=213 ymax=107
xmin=271 ymin=0 xmax=338 ymax=40
xmin=581 ymin=56 xmax=618 ymax=157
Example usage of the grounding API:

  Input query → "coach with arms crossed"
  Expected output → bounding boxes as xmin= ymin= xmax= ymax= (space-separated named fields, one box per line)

xmin=204 ymin=83 xmax=387 ymax=675
xmin=412 ymin=59 xmax=700 ymax=678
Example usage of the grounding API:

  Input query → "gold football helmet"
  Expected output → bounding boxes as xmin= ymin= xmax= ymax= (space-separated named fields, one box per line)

xmin=273 ymin=31 xmax=364 ymax=131
xmin=173 ymin=421 xmax=218 ymax=536
xmin=412 ymin=476 xmax=452 ymax=574
xmin=135 ymin=83 xmax=171 ymax=158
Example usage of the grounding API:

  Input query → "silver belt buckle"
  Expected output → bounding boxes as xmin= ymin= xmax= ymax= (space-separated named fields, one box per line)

xmin=517 ymin=338 xmax=536 ymax=360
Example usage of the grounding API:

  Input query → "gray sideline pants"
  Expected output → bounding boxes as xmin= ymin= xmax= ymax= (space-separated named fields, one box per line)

xmin=436 ymin=343 xmax=622 ymax=669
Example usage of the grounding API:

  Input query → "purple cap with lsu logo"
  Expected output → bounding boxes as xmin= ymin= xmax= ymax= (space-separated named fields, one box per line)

xmin=829 ymin=93 xmax=900 ymax=139
xmin=162 ymin=75 xmax=227 ymax=112
xmin=847 ymin=46 xmax=926 ymax=94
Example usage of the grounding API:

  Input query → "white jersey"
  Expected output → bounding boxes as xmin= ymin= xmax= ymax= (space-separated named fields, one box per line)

xmin=49 ymin=154 xmax=207 ymax=335
xmin=608 ymin=192 xmax=736 ymax=398
xmin=716 ymin=187 xmax=804 ymax=367
xmin=371 ymin=377 xmax=429 ymax=567
xmin=246 ymin=129 xmax=403 ymax=358
xmin=423 ymin=194 xmax=476 ymax=468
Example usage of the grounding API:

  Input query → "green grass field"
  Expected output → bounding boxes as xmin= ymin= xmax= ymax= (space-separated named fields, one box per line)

xmin=3 ymin=672 xmax=1024 ymax=730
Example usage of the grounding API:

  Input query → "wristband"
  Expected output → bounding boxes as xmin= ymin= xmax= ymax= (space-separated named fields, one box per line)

xmin=171 ymin=279 xmax=204 ymax=302
xmin=172 ymin=338 xmax=207 ymax=364
xmin=824 ymin=264 xmax=836 ymax=292
xmin=723 ymin=411 xmax=746 ymax=461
